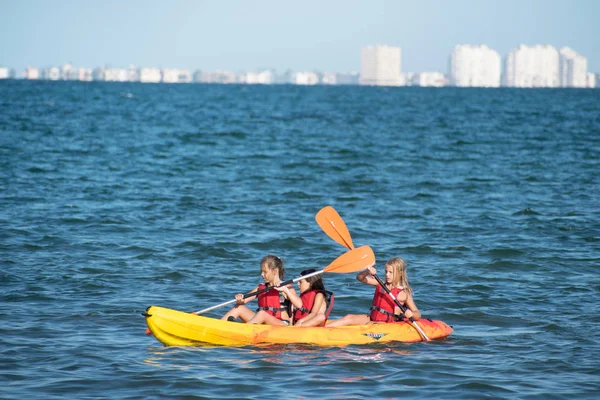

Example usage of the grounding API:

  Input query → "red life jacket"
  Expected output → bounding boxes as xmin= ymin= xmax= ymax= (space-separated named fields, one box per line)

xmin=256 ymin=284 xmax=289 ymax=320
xmin=293 ymin=290 xmax=334 ymax=326
xmin=293 ymin=289 xmax=317 ymax=321
xmin=369 ymin=285 xmax=403 ymax=322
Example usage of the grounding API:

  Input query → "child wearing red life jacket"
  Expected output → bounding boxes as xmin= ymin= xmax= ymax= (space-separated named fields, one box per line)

xmin=327 ymin=257 xmax=421 ymax=327
xmin=290 ymin=268 xmax=334 ymax=326
xmin=221 ymin=255 xmax=293 ymax=325
xmin=246 ymin=268 xmax=334 ymax=327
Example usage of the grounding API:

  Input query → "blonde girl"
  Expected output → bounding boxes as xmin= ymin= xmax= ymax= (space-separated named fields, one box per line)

xmin=327 ymin=257 xmax=421 ymax=327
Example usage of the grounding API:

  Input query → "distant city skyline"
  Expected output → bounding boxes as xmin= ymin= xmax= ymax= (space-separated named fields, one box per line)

xmin=1 ymin=0 xmax=599 ymax=73
xmin=8 ymin=41 xmax=596 ymax=88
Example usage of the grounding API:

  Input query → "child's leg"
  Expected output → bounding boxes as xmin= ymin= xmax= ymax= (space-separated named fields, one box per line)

xmin=221 ymin=305 xmax=255 ymax=321
xmin=295 ymin=312 xmax=326 ymax=327
xmin=247 ymin=310 xmax=289 ymax=326
xmin=326 ymin=314 xmax=370 ymax=327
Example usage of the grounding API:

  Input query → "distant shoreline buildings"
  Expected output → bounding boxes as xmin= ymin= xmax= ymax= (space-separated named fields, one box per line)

xmin=0 ymin=43 xmax=596 ymax=88
xmin=358 ymin=44 xmax=595 ymax=88
xmin=449 ymin=45 xmax=501 ymax=87
xmin=360 ymin=45 xmax=403 ymax=86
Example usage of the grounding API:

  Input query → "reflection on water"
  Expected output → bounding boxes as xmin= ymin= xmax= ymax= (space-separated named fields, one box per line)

xmin=144 ymin=342 xmax=413 ymax=374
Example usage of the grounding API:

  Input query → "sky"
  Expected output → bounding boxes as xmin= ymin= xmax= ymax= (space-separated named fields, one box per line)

xmin=1 ymin=0 xmax=599 ymax=74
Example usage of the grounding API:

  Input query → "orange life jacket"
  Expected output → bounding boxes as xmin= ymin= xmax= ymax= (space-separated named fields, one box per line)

xmin=256 ymin=283 xmax=289 ymax=320
xmin=293 ymin=289 xmax=334 ymax=326
xmin=369 ymin=285 xmax=403 ymax=322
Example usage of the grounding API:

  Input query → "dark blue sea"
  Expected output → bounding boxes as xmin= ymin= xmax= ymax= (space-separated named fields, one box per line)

xmin=1 ymin=80 xmax=599 ymax=399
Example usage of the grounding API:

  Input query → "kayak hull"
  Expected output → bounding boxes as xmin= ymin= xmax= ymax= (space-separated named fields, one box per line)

xmin=145 ymin=306 xmax=453 ymax=347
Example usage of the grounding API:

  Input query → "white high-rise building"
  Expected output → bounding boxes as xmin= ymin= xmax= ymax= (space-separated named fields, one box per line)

xmin=42 ymin=67 xmax=61 ymax=80
xmin=162 ymin=68 xmax=192 ymax=83
xmin=99 ymin=65 xmax=140 ymax=82
xmin=139 ymin=68 xmax=162 ymax=83
xmin=291 ymin=71 xmax=319 ymax=85
xmin=360 ymin=45 xmax=402 ymax=86
xmin=448 ymin=45 xmax=501 ymax=87
xmin=503 ymin=45 xmax=559 ymax=88
xmin=193 ymin=70 xmax=236 ymax=84
xmin=77 ymin=68 xmax=93 ymax=81
xmin=127 ymin=65 xmax=140 ymax=82
xmin=60 ymin=64 xmax=76 ymax=80
xmin=587 ymin=73 xmax=596 ymax=89
xmin=238 ymin=70 xmax=274 ymax=84
xmin=412 ymin=72 xmax=447 ymax=87
xmin=104 ymin=68 xmax=130 ymax=82
xmin=321 ymin=72 xmax=337 ymax=85
xmin=24 ymin=67 xmax=39 ymax=80
xmin=559 ymin=47 xmax=588 ymax=88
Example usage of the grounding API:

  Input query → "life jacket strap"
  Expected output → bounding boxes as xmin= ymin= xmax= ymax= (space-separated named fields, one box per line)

xmin=257 ymin=306 xmax=288 ymax=313
xmin=298 ymin=306 xmax=311 ymax=314
xmin=370 ymin=306 xmax=400 ymax=322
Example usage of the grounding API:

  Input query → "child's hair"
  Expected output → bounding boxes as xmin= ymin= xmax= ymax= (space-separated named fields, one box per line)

xmin=299 ymin=268 xmax=326 ymax=291
xmin=261 ymin=254 xmax=285 ymax=279
xmin=387 ymin=257 xmax=413 ymax=295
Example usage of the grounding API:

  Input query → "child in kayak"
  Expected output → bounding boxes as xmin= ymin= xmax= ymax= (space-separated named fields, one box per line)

xmin=327 ymin=257 xmax=420 ymax=327
xmin=249 ymin=268 xmax=334 ymax=326
xmin=291 ymin=268 xmax=334 ymax=327
xmin=221 ymin=254 xmax=294 ymax=325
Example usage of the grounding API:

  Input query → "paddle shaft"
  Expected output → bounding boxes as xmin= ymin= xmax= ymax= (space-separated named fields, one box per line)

xmin=372 ymin=273 xmax=430 ymax=341
xmin=193 ymin=268 xmax=326 ymax=315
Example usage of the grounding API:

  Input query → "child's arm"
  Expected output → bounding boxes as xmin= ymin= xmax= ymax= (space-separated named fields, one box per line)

xmin=400 ymin=293 xmax=421 ymax=320
xmin=276 ymin=285 xmax=302 ymax=308
xmin=294 ymin=293 xmax=326 ymax=327
xmin=356 ymin=265 xmax=379 ymax=286
xmin=234 ymin=285 xmax=260 ymax=305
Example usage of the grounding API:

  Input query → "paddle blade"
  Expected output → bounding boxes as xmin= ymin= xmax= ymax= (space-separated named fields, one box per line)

xmin=316 ymin=206 xmax=355 ymax=249
xmin=323 ymin=246 xmax=375 ymax=273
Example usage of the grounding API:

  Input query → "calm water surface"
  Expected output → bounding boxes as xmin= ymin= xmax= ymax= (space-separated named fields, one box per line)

xmin=1 ymin=81 xmax=599 ymax=399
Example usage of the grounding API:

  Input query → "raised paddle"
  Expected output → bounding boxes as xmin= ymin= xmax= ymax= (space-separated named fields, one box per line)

xmin=192 ymin=245 xmax=376 ymax=315
xmin=315 ymin=205 xmax=430 ymax=341
xmin=316 ymin=205 xmax=355 ymax=250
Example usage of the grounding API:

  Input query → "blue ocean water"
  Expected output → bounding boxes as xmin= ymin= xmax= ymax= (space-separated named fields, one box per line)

xmin=1 ymin=80 xmax=599 ymax=399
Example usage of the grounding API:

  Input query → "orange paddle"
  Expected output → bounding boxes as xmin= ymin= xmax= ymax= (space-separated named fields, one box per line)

xmin=316 ymin=205 xmax=355 ymax=250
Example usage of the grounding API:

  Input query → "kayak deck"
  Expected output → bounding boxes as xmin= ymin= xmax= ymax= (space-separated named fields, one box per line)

xmin=145 ymin=306 xmax=453 ymax=347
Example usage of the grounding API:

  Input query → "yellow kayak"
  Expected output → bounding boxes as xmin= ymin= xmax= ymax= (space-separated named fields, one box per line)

xmin=144 ymin=306 xmax=453 ymax=347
